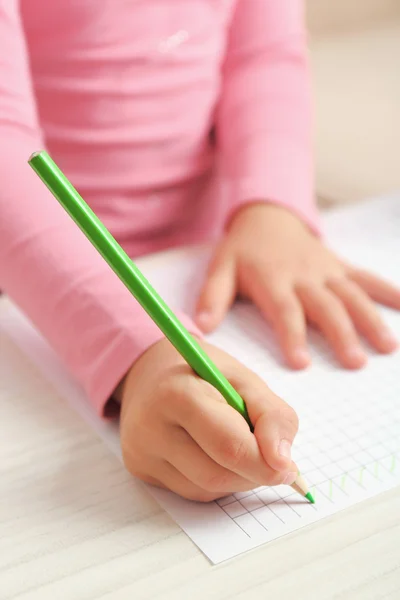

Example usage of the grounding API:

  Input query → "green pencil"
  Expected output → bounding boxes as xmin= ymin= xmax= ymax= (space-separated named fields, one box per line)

xmin=28 ymin=150 xmax=314 ymax=504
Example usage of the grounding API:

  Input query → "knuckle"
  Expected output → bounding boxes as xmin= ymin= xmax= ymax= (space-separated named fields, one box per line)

xmin=284 ymin=404 xmax=299 ymax=433
xmin=136 ymin=398 xmax=160 ymax=430
xmin=265 ymin=470 xmax=286 ymax=487
xmin=136 ymin=381 xmax=173 ymax=423
xmin=199 ymin=469 xmax=231 ymax=493
xmin=326 ymin=275 xmax=348 ymax=290
xmin=295 ymin=279 xmax=318 ymax=296
xmin=202 ymin=380 xmax=227 ymax=406
xmin=156 ymin=374 xmax=196 ymax=415
xmin=267 ymin=402 xmax=299 ymax=435
xmin=155 ymin=376 xmax=180 ymax=405
xmin=220 ymin=436 xmax=249 ymax=471
xmin=336 ymin=322 xmax=357 ymax=341
xmin=273 ymin=296 xmax=295 ymax=315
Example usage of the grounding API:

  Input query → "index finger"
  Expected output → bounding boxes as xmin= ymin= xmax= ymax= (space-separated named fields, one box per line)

xmin=349 ymin=269 xmax=400 ymax=310
xmin=176 ymin=379 xmax=298 ymax=487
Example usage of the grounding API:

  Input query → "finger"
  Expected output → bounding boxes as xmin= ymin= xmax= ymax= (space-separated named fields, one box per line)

xmin=164 ymin=425 xmax=258 ymax=495
xmin=297 ymin=285 xmax=367 ymax=368
xmin=175 ymin=373 xmax=298 ymax=485
xmin=175 ymin=382 xmax=296 ymax=485
xmin=328 ymin=278 xmax=398 ymax=353
xmin=138 ymin=459 xmax=226 ymax=503
xmin=231 ymin=370 xmax=300 ymax=474
xmin=348 ymin=269 xmax=400 ymax=310
xmin=246 ymin=276 xmax=310 ymax=369
xmin=195 ymin=244 xmax=236 ymax=332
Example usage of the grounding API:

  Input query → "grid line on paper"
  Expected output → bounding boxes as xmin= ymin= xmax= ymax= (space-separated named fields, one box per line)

xmin=217 ymin=484 xmax=319 ymax=537
xmin=4 ymin=210 xmax=400 ymax=564
xmin=216 ymin=447 xmax=399 ymax=539
xmin=219 ymin=494 xmax=271 ymax=537
xmin=232 ymin=516 xmax=252 ymax=538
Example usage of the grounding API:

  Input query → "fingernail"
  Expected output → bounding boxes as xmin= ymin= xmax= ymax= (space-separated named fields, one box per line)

xmin=196 ymin=310 xmax=211 ymax=328
xmin=345 ymin=347 xmax=366 ymax=364
xmin=292 ymin=348 xmax=310 ymax=366
xmin=379 ymin=329 xmax=398 ymax=350
xmin=278 ymin=439 xmax=292 ymax=460
xmin=282 ymin=471 xmax=297 ymax=486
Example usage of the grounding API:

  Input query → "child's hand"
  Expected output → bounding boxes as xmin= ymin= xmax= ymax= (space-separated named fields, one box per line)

xmin=119 ymin=338 xmax=299 ymax=502
xmin=196 ymin=204 xmax=400 ymax=369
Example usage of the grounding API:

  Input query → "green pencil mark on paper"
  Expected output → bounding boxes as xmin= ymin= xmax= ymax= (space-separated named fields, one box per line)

xmin=341 ymin=474 xmax=347 ymax=490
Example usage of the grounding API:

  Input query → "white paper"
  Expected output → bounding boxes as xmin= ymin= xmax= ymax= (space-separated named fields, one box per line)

xmin=1 ymin=195 xmax=400 ymax=564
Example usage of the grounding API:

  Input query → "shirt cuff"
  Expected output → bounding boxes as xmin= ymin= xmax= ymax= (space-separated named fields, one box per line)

xmin=221 ymin=137 xmax=321 ymax=236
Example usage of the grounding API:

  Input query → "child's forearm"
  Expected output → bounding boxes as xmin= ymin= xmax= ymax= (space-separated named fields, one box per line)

xmin=217 ymin=0 xmax=319 ymax=232
xmin=0 ymin=4 xmax=166 ymax=416
xmin=1 ymin=144 xmax=203 ymax=416
xmin=1 ymin=134 xmax=168 ymax=412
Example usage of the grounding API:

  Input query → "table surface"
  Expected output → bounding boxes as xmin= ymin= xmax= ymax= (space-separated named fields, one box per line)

xmin=1 ymin=252 xmax=400 ymax=600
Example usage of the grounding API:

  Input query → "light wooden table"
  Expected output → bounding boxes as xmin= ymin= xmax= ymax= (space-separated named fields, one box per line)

xmin=1 ymin=279 xmax=399 ymax=600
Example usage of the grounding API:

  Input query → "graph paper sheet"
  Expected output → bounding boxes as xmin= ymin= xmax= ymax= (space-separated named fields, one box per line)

xmin=2 ymin=195 xmax=400 ymax=564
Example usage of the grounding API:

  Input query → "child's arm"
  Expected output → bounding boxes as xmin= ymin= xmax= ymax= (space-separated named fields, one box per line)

xmin=0 ymin=2 xmax=199 ymax=416
xmin=118 ymin=337 xmax=300 ymax=501
xmin=195 ymin=0 xmax=400 ymax=368
xmin=216 ymin=0 xmax=318 ymax=231
xmin=0 ymin=3 xmax=304 ymax=498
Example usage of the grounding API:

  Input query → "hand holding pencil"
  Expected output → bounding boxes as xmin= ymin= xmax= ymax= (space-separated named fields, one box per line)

xmin=28 ymin=150 xmax=314 ymax=504
xmin=117 ymin=337 xmax=301 ymax=502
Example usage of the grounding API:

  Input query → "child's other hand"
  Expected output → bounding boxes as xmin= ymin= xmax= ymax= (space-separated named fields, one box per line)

xmin=119 ymin=338 xmax=298 ymax=502
xmin=196 ymin=204 xmax=400 ymax=369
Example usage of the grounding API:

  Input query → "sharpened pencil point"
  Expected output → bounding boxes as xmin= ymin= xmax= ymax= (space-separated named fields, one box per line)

xmin=305 ymin=491 xmax=315 ymax=504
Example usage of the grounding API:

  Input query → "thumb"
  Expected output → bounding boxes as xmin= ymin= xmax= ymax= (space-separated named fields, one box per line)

xmin=195 ymin=245 xmax=236 ymax=332
xmin=223 ymin=358 xmax=301 ymax=486
xmin=254 ymin=400 xmax=299 ymax=474
xmin=236 ymin=375 xmax=299 ymax=474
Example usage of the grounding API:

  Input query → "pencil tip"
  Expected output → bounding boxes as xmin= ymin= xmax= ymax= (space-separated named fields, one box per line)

xmin=305 ymin=491 xmax=315 ymax=504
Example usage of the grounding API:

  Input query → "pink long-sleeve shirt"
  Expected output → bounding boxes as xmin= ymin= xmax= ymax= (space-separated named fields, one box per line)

xmin=0 ymin=0 xmax=318 ymax=415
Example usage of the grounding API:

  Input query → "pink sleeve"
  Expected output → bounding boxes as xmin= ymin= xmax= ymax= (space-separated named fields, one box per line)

xmin=0 ymin=2 xmax=200 ymax=417
xmin=217 ymin=0 xmax=320 ymax=233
